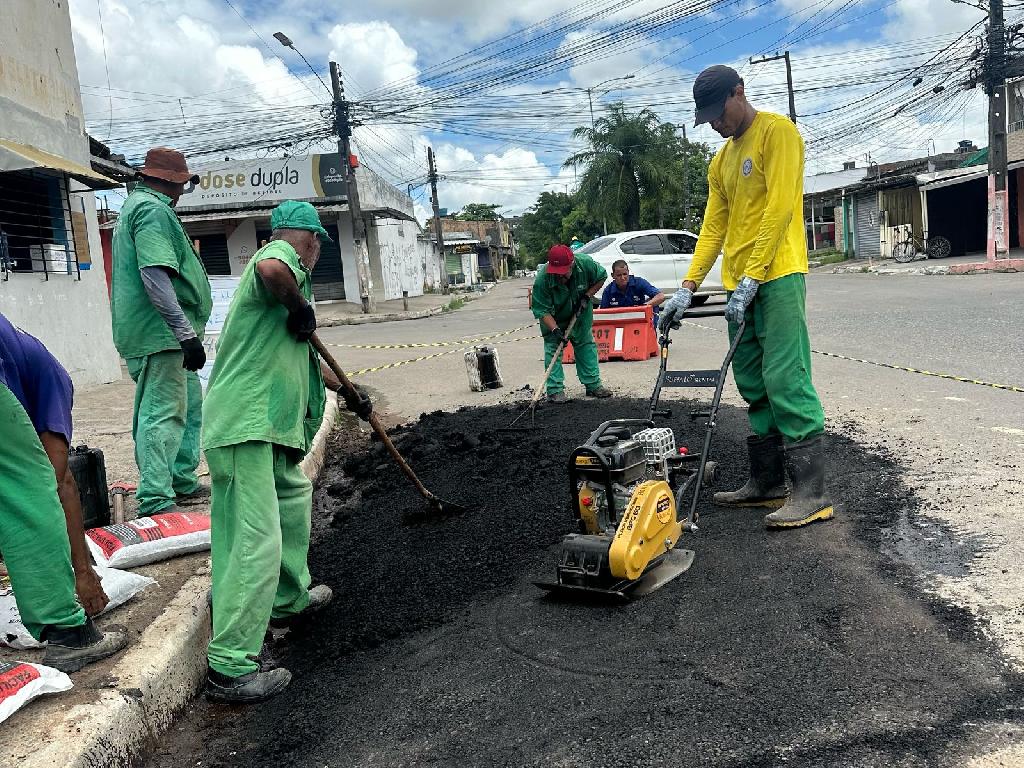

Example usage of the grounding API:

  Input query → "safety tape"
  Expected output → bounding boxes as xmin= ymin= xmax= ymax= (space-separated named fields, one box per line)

xmin=327 ymin=324 xmax=534 ymax=350
xmin=349 ymin=334 xmax=535 ymax=376
xmin=681 ymin=321 xmax=1024 ymax=394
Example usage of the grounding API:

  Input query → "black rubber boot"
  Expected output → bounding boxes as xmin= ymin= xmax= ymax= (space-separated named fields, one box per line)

xmin=269 ymin=584 xmax=333 ymax=628
xmin=713 ymin=434 xmax=788 ymax=508
xmin=764 ymin=436 xmax=834 ymax=529
xmin=205 ymin=667 xmax=292 ymax=704
xmin=42 ymin=618 xmax=128 ymax=673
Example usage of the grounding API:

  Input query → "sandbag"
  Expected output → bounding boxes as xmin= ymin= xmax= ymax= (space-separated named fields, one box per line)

xmin=1 ymin=567 xmax=156 ymax=650
xmin=0 ymin=661 xmax=72 ymax=724
xmin=86 ymin=511 xmax=211 ymax=569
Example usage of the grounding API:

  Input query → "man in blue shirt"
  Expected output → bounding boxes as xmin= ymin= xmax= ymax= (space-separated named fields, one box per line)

xmin=600 ymin=260 xmax=666 ymax=326
xmin=0 ymin=313 xmax=126 ymax=671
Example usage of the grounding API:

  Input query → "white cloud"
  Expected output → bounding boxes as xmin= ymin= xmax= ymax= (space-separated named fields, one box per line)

xmin=433 ymin=145 xmax=559 ymax=215
xmin=327 ymin=21 xmax=419 ymax=94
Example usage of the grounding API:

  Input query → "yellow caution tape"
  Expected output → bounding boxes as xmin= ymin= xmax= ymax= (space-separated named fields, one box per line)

xmin=349 ymin=334 xmax=534 ymax=377
xmin=327 ymin=324 xmax=534 ymax=350
xmin=682 ymin=321 xmax=1024 ymax=394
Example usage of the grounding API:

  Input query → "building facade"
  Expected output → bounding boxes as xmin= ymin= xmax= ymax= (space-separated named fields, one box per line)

xmin=437 ymin=217 xmax=516 ymax=283
xmin=0 ymin=0 xmax=121 ymax=385
xmin=174 ymin=154 xmax=426 ymax=305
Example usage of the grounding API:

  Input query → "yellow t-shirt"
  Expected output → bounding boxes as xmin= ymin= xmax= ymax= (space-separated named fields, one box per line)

xmin=685 ymin=112 xmax=807 ymax=291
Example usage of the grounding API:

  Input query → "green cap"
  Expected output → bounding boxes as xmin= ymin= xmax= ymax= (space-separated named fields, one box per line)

xmin=270 ymin=200 xmax=333 ymax=242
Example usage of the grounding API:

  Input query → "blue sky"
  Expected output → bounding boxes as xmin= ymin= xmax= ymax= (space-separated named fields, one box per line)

xmin=70 ymin=0 xmax=991 ymax=217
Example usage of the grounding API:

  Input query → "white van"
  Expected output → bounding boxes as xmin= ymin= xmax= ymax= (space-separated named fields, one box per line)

xmin=577 ymin=229 xmax=725 ymax=304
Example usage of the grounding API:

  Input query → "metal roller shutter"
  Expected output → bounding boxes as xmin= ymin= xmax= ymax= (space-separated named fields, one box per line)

xmin=853 ymin=193 xmax=880 ymax=261
xmin=196 ymin=234 xmax=230 ymax=275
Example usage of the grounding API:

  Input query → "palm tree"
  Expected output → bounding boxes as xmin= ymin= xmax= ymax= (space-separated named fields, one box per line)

xmin=564 ymin=103 xmax=681 ymax=232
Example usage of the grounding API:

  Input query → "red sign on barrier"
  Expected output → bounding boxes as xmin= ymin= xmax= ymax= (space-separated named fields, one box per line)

xmin=564 ymin=305 xmax=658 ymax=364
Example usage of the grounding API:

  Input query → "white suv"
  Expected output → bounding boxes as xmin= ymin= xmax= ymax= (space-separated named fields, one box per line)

xmin=577 ymin=229 xmax=725 ymax=304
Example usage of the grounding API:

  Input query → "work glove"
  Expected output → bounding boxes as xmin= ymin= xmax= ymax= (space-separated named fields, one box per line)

xmin=658 ymin=286 xmax=694 ymax=333
xmin=724 ymin=276 xmax=759 ymax=323
xmin=575 ymin=292 xmax=592 ymax=313
xmin=179 ymin=336 xmax=206 ymax=372
xmin=341 ymin=384 xmax=373 ymax=421
xmin=548 ymin=326 xmax=567 ymax=346
xmin=287 ymin=301 xmax=317 ymax=342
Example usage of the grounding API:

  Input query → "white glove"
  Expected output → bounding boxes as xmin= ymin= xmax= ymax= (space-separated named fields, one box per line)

xmin=724 ymin=276 xmax=759 ymax=323
xmin=658 ymin=286 xmax=693 ymax=332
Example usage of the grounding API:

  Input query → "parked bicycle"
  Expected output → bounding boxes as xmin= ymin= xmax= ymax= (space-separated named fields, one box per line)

xmin=892 ymin=228 xmax=952 ymax=263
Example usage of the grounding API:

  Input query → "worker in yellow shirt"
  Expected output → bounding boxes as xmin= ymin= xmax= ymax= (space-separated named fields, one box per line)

xmin=659 ymin=64 xmax=831 ymax=530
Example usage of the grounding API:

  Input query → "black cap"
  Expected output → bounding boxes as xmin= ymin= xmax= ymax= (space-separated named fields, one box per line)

xmin=693 ymin=65 xmax=742 ymax=126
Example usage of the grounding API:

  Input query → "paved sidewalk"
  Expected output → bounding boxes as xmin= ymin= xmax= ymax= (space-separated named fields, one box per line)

xmin=828 ymin=252 xmax=1024 ymax=276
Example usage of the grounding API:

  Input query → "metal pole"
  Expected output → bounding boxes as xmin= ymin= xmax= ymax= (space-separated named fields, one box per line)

xmin=988 ymin=0 xmax=1009 ymax=260
xmin=330 ymin=61 xmax=375 ymax=312
xmin=784 ymin=51 xmax=797 ymax=124
xmin=427 ymin=146 xmax=449 ymax=294
xmin=681 ymin=124 xmax=689 ymax=229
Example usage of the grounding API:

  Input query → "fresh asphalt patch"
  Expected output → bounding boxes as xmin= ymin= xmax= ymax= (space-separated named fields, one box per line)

xmin=150 ymin=399 xmax=1023 ymax=768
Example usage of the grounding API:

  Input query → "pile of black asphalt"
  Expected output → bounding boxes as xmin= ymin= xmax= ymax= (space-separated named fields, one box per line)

xmin=150 ymin=398 xmax=1023 ymax=768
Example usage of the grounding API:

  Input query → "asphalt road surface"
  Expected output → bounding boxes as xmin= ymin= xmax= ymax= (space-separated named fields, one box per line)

xmin=150 ymin=271 xmax=1024 ymax=767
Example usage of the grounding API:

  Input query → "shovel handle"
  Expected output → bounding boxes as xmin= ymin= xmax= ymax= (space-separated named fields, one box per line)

xmin=310 ymin=334 xmax=435 ymax=502
xmin=529 ymin=307 xmax=583 ymax=408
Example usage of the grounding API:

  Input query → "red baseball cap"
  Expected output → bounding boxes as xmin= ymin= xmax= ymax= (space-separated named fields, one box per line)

xmin=546 ymin=244 xmax=575 ymax=275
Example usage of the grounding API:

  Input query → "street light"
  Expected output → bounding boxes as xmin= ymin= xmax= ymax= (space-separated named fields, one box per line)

xmin=541 ymin=74 xmax=636 ymax=128
xmin=274 ymin=31 xmax=331 ymax=96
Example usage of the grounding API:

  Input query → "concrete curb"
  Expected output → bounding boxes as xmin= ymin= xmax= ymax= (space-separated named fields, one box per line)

xmin=318 ymin=284 xmax=494 ymax=326
xmin=22 ymin=399 xmax=341 ymax=768
xmin=831 ymin=261 xmax=1023 ymax=276
xmin=320 ymin=305 xmax=445 ymax=326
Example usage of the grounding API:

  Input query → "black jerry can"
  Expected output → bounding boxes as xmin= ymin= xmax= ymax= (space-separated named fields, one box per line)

xmin=68 ymin=445 xmax=111 ymax=529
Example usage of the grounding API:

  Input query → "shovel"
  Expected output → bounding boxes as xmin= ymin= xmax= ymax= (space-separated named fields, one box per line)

xmin=311 ymin=333 xmax=472 ymax=520
xmin=501 ymin=305 xmax=583 ymax=432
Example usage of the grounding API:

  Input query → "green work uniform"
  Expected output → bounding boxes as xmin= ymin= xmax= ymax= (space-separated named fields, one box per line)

xmin=202 ymin=240 xmax=326 ymax=679
xmin=111 ymin=184 xmax=212 ymax=515
xmin=530 ymin=254 xmax=607 ymax=395
xmin=727 ymin=273 xmax=824 ymax=443
xmin=0 ymin=384 xmax=85 ymax=641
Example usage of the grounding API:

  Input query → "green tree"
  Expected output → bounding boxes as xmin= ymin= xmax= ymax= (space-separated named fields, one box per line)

xmin=516 ymin=191 xmax=574 ymax=267
xmin=639 ymin=137 xmax=715 ymax=231
xmin=559 ymin=205 xmax=602 ymax=246
xmin=456 ymin=203 xmax=502 ymax=220
xmin=565 ymin=103 xmax=681 ymax=232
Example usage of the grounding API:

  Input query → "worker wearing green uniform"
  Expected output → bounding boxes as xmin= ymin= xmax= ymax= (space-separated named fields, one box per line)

xmin=0 ymin=383 xmax=127 ymax=672
xmin=660 ymin=65 xmax=832 ymax=530
xmin=111 ymin=148 xmax=212 ymax=516
xmin=531 ymin=244 xmax=611 ymax=402
xmin=202 ymin=201 xmax=371 ymax=705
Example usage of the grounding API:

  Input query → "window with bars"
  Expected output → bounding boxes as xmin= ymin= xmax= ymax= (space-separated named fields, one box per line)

xmin=0 ymin=171 xmax=80 ymax=281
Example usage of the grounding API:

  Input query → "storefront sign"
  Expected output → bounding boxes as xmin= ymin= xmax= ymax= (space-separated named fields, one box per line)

xmin=178 ymin=154 xmax=346 ymax=208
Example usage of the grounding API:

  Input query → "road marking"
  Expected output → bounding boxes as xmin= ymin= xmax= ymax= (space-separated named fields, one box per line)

xmin=682 ymin=320 xmax=1024 ymax=394
xmin=326 ymin=324 xmax=534 ymax=350
xmin=349 ymin=334 xmax=535 ymax=377
xmin=991 ymin=426 xmax=1024 ymax=436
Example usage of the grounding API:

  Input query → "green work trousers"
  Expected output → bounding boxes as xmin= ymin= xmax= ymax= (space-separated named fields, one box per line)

xmin=206 ymin=441 xmax=312 ymax=678
xmin=542 ymin=311 xmax=602 ymax=395
xmin=727 ymin=273 xmax=825 ymax=444
xmin=0 ymin=385 xmax=85 ymax=641
xmin=126 ymin=350 xmax=202 ymax=515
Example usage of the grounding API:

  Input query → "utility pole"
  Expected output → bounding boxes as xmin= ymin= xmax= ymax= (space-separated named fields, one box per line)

xmin=987 ymin=0 xmax=1010 ymax=260
xmin=749 ymin=51 xmax=797 ymax=123
xmin=330 ymin=61 xmax=375 ymax=312
xmin=427 ymin=146 xmax=449 ymax=294
xmin=681 ymin=124 xmax=689 ymax=229
xmin=586 ymin=88 xmax=596 ymax=130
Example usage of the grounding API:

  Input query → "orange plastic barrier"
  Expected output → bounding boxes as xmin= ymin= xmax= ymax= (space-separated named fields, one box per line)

xmin=563 ymin=305 xmax=658 ymax=363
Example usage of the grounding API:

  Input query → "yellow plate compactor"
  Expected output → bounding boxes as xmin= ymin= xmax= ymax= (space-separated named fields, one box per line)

xmin=534 ymin=306 xmax=744 ymax=601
